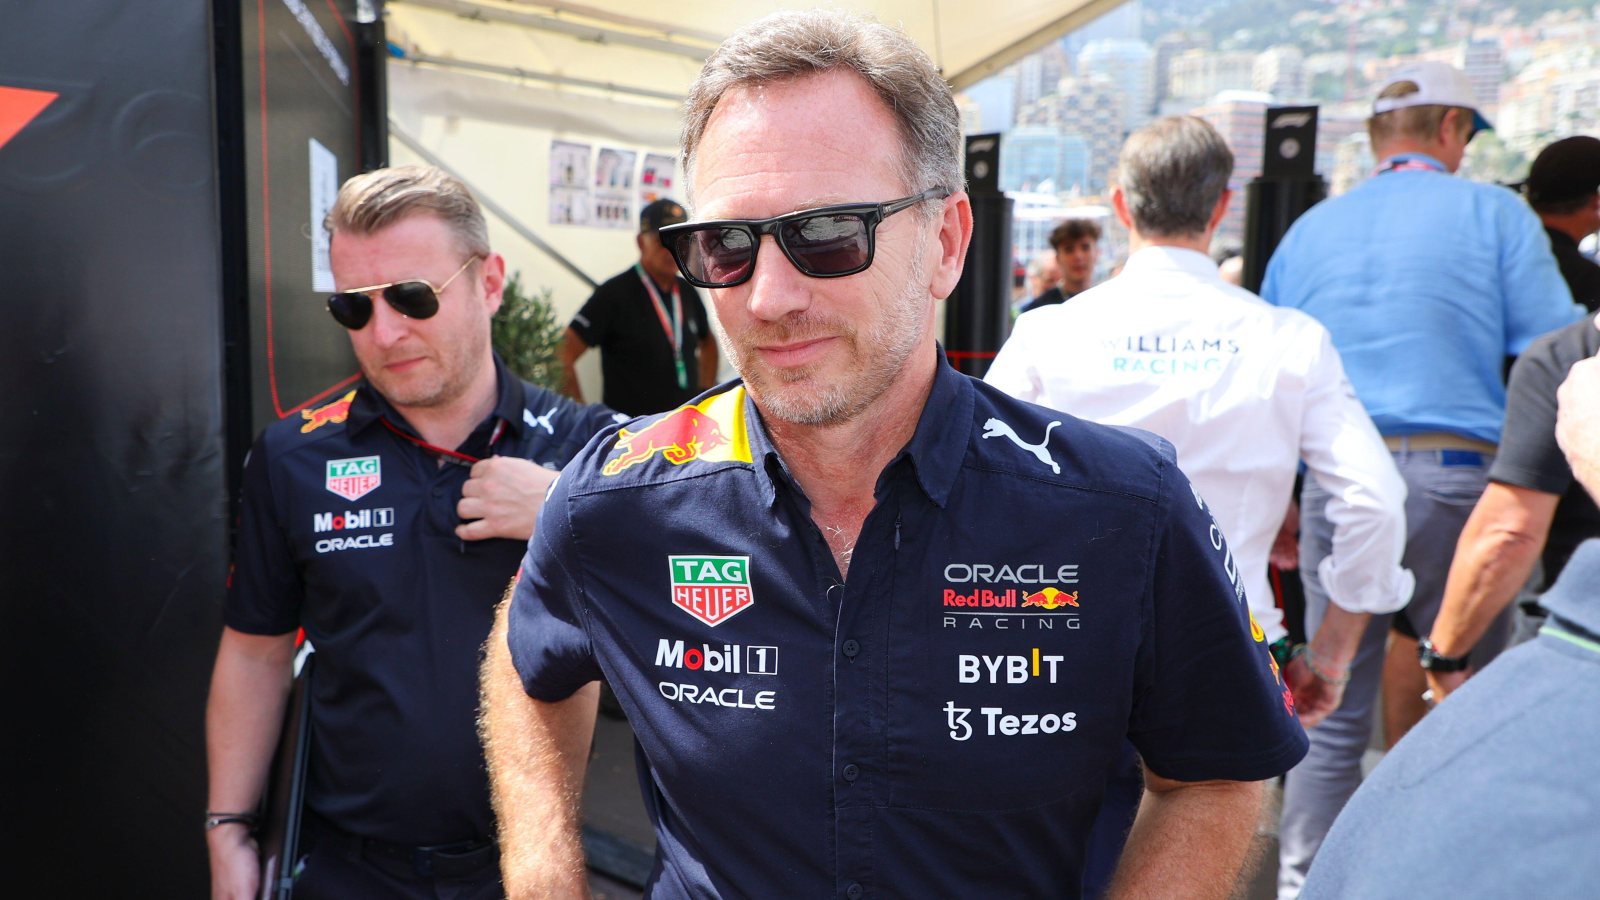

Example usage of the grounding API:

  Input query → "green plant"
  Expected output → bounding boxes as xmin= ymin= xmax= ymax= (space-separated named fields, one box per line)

xmin=492 ymin=271 xmax=566 ymax=391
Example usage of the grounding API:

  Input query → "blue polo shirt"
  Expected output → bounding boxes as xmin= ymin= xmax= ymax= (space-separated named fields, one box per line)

xmin=1261 ymin=153 xmax=1580 ymax=443
xmin=226 ymin=355 xmax=619 ymax=845
xmin=508 ymin=357 xmax=1307 ymax=897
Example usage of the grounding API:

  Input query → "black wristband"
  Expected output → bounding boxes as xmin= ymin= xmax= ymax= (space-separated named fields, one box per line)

xmin=204 ymin=811 xmax=259 ymax=832
xmin=1417 ymin=637 xmax=1470 ymax=673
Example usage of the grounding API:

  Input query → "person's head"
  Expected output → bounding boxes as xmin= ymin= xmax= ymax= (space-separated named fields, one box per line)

xmin=1113 ymin=116 xmax=1234 ymax=248
xmin=1524 ymin=135 xmax=1600 ymax=241
xmin=638 ymin=198 xmax=689 ymax=283
xmin=670 ymin=9 xmax=972 ymax=427
xmin=1366 ymin=61 xmax=1489 ymax=172
xmin=324 ymin=164 xmax=506 ymax=413
xmin=1048 ymin=219 xmax=1101 ymax=293
xmin=1027 ymin=249 xmax=1061 ymax=298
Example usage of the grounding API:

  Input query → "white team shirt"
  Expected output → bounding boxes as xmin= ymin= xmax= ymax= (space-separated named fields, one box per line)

xmin=986 ymin=245 xmax=1412 ymax=642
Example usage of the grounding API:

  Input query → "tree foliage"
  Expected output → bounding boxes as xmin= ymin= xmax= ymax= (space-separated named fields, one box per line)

xmin=491 ymin=271 xmax=566 ymax=391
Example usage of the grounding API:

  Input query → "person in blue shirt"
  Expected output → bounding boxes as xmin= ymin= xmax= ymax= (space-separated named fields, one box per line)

xmin=204 ymin=165 xmax=619 ymax=899
xmin=482 ymin=10 xmax=1307 ymax=898
xmin=1261 ymin=61 xmax=1583 ymax=897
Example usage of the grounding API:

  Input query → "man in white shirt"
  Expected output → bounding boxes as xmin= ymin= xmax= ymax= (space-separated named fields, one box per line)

xmin=988 ymin=117 xmax=1412 ymax=881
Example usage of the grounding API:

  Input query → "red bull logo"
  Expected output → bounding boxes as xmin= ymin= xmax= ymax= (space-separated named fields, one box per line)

xmin=300 ymin=390 xmax=356 ymax=433
xmin=1020 ymin=587 xmax=1079 ymax=610
xmin=604 ymin=403 xmax=728 ymax=476
xmin=1249 ymin=611 xmax=1265 ymax=643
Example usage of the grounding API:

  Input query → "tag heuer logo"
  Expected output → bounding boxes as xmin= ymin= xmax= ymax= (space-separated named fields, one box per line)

xmin=325 ymin=456 xmax=381 ymax=501
xmin=669 ymin=555 xmax=754 ymax=627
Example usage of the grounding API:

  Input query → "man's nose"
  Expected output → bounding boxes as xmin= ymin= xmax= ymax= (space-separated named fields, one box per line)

xmin=743 ymin=235 xmax=813 ymax=322
xmin=364 ymin=293 xmax=413 ymax=346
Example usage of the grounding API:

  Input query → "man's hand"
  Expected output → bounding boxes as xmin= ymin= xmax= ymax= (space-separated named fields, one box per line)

xmin=456 ymin=457 xmax=559 ymax=542
xmin=1557 ymin=354 xmax=1600 ymax=500
xmin=206 ymin=826 xmax=260 ymax=900
xmin=1284 ymin=656 xmax=1343 ymax=729
xmin=1424 ymin=668 xmax=1470 ymax=705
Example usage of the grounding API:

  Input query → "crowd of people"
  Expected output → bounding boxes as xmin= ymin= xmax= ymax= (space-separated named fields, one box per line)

xmin=204 ymin=8 xmax=1600 ymax=899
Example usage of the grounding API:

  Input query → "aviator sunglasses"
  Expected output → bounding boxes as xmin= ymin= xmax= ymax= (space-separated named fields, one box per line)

xmin=658 ymin=188 xmax=950 ymax=289
xmin=327 ymin=255 xmax=482 ymax=330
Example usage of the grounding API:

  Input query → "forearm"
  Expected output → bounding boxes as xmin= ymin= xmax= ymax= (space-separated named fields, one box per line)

xmin=1431 ymin=483 xmax=1558 ymax=657
xmin=559 ymin=329 xmax=588 ymax=403
xmin=1307 ymin=601 xmax=1369 ymax=672
xmin=1431 ymin=523 xmax=1543 ymax=656
xmin=560 ymin=365 xmax=584 ymax=404
xmin=205 ymin=628 xmax=296 ymax=814
xmin=1108 ymin=771 xmax=1264 ymax=899
xmin=481 ymin=600 xmax=597 ymax=898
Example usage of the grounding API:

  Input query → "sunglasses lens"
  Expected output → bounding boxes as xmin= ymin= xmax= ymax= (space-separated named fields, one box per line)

xmin=328 ymin=292 xmax=374 ymax=329
xmin=676 ymin=227 xmax=755 ymax=286
xmin=384 ymin=281 xmax=441 ymax=319
xmin=781 ymin=213 xmax=871 ymax=276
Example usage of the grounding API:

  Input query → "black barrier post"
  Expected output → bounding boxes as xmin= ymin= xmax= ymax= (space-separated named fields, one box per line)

xmin=946 ymin=133 xmax=1013 ymax=377
xmin=1242 ymin=106 xmax=1328 ymax=294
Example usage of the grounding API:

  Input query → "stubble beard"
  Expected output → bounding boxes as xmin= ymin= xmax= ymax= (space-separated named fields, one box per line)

xmin=720 ymin=251 xmax=929 ymax=428
xmin=360 ymin=326 xmax=491 ymax=413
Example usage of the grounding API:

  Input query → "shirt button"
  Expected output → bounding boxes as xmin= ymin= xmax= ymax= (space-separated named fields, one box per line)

xmin=842 ymin=639 xmax=860 ymax=658
xmin=842 ymin=763 xmax=859 ymax=783
xmin=431 ymin=486 xmax=444 ymax=498
xmin=846 ymin=883 xmax=864 ymax=899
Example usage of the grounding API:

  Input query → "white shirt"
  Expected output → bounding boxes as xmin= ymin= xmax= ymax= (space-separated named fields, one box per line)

xmin=986 ymin=245 xmax=1412 ymax=642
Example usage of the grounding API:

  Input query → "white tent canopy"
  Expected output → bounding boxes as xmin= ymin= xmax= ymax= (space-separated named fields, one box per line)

xmin=379 ymin=0 xmax=1123 ymax=391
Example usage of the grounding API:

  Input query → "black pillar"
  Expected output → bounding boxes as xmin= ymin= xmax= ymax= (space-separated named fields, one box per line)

xmin=947 ymin=192 xmax=1014 ymax=377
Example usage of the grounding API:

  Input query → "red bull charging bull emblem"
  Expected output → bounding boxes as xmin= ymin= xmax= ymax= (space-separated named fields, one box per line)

xmin=1020 ymin=587 xmax=1080 ymax=610
xmin=603 ymin=391 xmax=752 ymax=476
xmin=300 ymin=389 xmax=357 ymax=434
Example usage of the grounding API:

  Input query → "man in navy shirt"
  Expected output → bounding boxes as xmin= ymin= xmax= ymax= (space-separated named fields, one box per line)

xmin=204 ymin=165 xmax=617 ymax=899
xmin=482 ymin=10 xmax=1307 ymax=897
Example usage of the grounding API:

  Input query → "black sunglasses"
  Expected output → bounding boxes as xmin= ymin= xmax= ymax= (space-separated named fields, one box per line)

xmin=658 ymin=188 xmax=950 ymax=289
xmin=327 ymin=255 xmax=481 ymax=330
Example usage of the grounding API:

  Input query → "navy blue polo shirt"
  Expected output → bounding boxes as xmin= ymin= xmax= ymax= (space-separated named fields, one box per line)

xmin=227 ymin=355 xmax=619 ymax=845
xmin=508 ymin=357 xmax=1307 ymax=897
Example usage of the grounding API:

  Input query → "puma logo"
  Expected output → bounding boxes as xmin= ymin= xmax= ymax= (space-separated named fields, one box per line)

xmin=982 ymin=417 xmax=1061 ymax=474
xmin=525 ymin=407 xmax=558 ymax=435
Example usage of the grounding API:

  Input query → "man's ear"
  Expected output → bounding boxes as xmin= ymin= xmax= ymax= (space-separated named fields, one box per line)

xmin=1111 ymin=185 xmax=1134 ymax=230
xmin=480 ymin=252 xmax=507 ymax=316
xmin=928 ymin=191 xmax=974 ymax=301
xmin=1207 ymin=188 xmax=1233 ymax=235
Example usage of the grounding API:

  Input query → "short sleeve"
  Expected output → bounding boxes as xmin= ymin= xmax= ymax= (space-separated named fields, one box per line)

xmin=569 ymin=282 xmax=616 ymax=347
xmin=520 ymin=383 xmax=624 ymax=468
xmin=1128 ymin=462 xmax=1309 ymax=782
xmin=1500 ymin=201 xmax=1582 ymax=354
xmin=1490 ymin=333 xmax=1576 ymax=496
xmin=506 ymin=477 xmax=603 ymax=701
xmin=225 ymin=438 xmax=303 ymax=636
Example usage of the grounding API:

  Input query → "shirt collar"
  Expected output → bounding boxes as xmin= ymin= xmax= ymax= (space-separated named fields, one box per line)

xmin=344 ymin=352 xmax=525 ymax=439
xmin=1539 ymin=539 xmax=1600 ymax=639
xmin=747 ymin=347 xmax=972 ymax=510
xmin=1375 ymin=152 xmax=1448 ymax=174
xmin=1118 ymin=245 xmax=1222 ymax=281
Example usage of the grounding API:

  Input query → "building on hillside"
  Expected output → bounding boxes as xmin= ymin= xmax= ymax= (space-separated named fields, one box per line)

xmin=1001 ymin=126 xmax=1091 ymax=194
xmin=1080 ymin=38 xmax=1155 ymax=128
xmin=1255 ymin=46 xmax=1308 ymax=101
xmin=1169 ymin=50 xmax=1257 ymax=105
xmin=1017 ymin=76 xmax=1125 ymax=192
xmin=1191 ymin=91 xmax=1273 ymax=246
